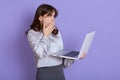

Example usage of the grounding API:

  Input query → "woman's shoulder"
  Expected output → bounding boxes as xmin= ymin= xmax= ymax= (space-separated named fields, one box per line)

xmin=28 ymin=29 xmax=36 ymax=33
xmin=27 ymin=29 xmax=43 ymax=36
xmin=28 ymin=29 xmax=41 ymax=34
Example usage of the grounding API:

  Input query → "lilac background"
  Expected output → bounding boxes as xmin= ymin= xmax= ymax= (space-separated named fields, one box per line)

xmin=0 ymin=0 xmax=120 ymax=80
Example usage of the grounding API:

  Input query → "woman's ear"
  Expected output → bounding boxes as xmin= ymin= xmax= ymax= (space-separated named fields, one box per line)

xmin=39 ymin=16 xmax=42 ymax=21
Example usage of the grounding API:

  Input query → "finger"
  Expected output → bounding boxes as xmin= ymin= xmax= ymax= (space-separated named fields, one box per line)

xmin=45 ymin=23 xmax=51 ymax=28
xmin=44 ymin=24 xmax=53 ymax=33
xmin=51 ymin=26 xmax=55 ymax=31
xmin=49 ymin=25 xmax=55 ymax=33
xmin=48 ymin=23 xmax=54 ymax=29
xmin=49 ymin=25 xmax=55 ymax=32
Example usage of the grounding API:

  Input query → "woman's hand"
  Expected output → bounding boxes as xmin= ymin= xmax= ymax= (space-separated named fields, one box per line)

xmin=43 ymin=20 xmax=55 ymax=37
xmin=79 ymin=52 xmax=86 ymax=59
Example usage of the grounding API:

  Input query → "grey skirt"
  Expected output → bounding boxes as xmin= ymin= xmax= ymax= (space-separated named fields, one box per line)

xmin=36 ymin=64 xmax=65 ymax=80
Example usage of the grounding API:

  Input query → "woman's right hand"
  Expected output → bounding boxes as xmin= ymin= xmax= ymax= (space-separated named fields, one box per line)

xmin=43 ymin=21 xmax=55 ymax=37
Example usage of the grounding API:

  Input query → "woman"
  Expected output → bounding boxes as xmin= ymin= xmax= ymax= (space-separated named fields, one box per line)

xmin=26 ymin=4 xmax=85 ymax=80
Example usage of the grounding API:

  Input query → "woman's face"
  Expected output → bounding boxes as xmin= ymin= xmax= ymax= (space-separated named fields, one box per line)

xmin=39 ymin=11 xmax=55 ymax=27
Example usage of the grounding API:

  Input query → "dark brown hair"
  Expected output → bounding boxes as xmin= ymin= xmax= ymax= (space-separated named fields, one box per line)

xmin=26 ymin=4 xmax=58 ymax=35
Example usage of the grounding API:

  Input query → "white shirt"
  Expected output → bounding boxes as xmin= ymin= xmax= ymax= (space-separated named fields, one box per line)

xmin=27 ymin=29 xmax=63 ymax=68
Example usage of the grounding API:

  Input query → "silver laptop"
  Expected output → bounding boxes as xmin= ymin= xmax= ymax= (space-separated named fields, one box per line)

xmin=50 ymin=31 xmax=96 ymax=60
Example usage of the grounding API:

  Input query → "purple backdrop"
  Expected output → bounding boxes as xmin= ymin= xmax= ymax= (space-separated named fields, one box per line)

xmin=0 ymin=0 xmax=120 ymax=80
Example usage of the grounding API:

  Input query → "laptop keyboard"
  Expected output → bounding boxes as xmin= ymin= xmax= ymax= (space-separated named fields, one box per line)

xmin=63 ymin=51 xmax=79 ymax=57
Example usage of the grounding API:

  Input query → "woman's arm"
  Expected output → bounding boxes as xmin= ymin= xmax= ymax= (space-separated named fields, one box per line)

xmin=27 ymin=30 xmax=49 ymax=58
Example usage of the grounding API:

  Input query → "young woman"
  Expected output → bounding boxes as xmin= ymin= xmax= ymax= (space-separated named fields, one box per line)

xmin=26 ymin=4 xmax=85 ymax=80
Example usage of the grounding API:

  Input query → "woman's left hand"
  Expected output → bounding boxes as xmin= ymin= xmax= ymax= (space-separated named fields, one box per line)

xmin=79 ymin=52 xmax=86 ymax=59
